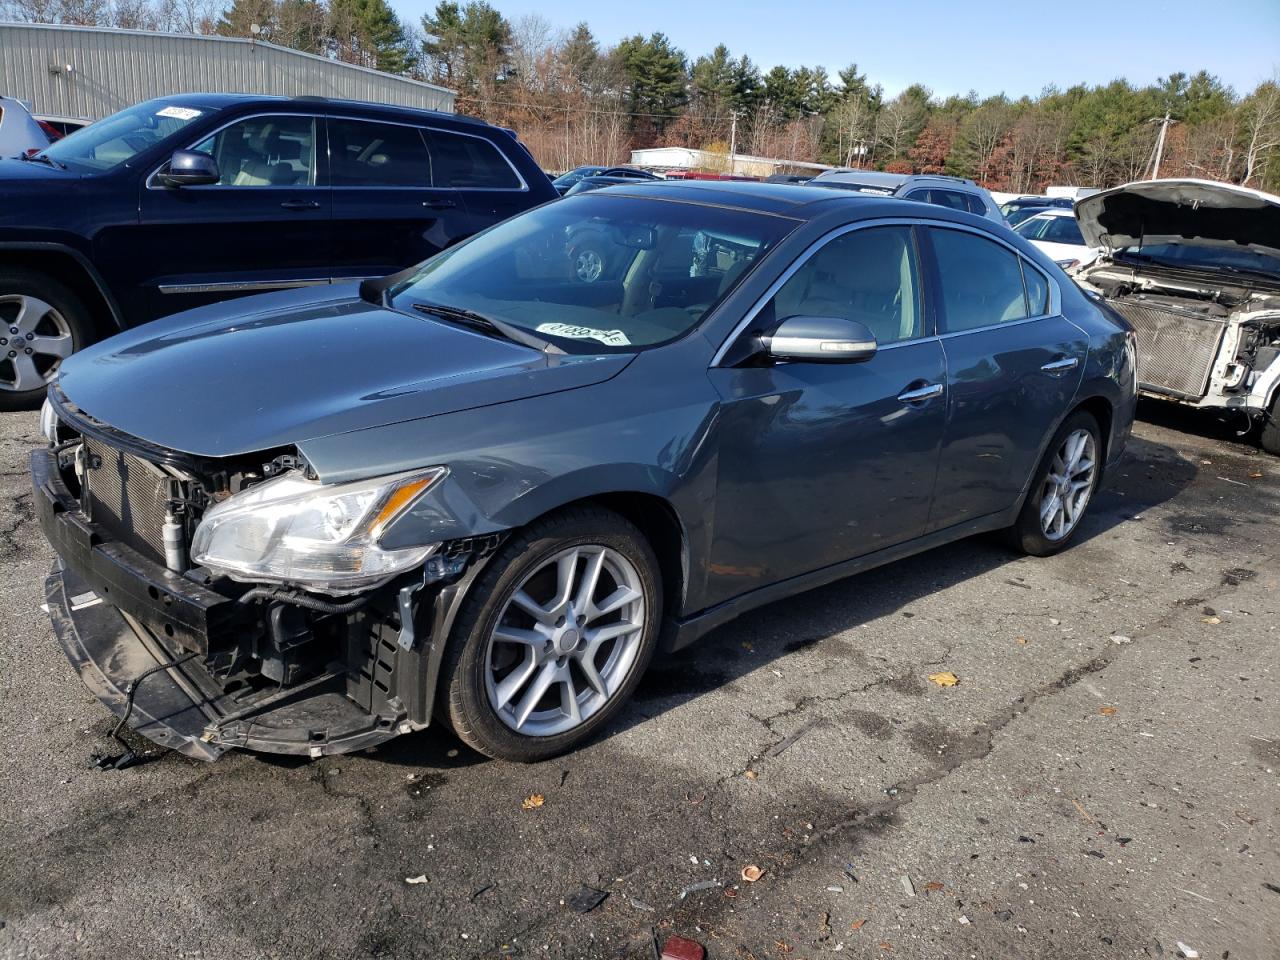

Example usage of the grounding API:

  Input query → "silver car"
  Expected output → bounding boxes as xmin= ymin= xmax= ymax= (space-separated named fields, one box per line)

xmin=808 ymin=170 xmax=1004 ymax=223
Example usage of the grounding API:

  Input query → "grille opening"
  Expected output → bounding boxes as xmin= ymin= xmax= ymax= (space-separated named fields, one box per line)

xmin=1111 ymin=298 xmax=1227 ymax=399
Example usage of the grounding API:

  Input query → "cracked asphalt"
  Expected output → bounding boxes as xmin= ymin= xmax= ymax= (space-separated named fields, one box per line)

xmin=1 ymin=400 xmax=1278 ymax=960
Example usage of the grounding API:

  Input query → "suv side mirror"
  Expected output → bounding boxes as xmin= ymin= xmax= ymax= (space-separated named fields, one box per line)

xmin=156 ymin=149 xmax=219 ymax=187
xmin=767 ymin=316 xmax=877 ymax=363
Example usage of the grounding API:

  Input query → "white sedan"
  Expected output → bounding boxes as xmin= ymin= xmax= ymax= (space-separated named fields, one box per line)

xmin=1012 ymin=208 xmax=1098 ymax=270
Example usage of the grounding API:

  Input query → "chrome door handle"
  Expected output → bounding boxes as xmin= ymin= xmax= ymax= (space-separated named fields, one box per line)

xmin=422 ymin=199 xmax=457 ymax=209
xmin=1041 ymin=356 xmax=1079 ymax=374
xmin=279 ymin=199 xmax=320 ymax=211
xmin=897 ymin=383 xmax=944 ymax=403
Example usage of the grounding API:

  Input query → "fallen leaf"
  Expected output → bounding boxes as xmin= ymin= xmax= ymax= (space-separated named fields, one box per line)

xmin=775 ymin=941 xmax=794 ymax=954
xmin=849 ymin=919 xmax=867 ymax=931
xmin=1202 ymin=616 xmax=1222 ymax=625
xmin=923 ymin=881 xmax=944 ymax=892
xmin=741 ymin=864 xmax=765 ymax=883
xmin=1249 ymin=471 xmax=1264 ymax=479
xmin=879 ymin=942 xmax=893 ymax=952
xmin=1100 ymin=706 xmax=1117 ymax=716
xmin=744 ymin=769 xmax=758 ymax=780
xmin=928 ymin=671 xmax=959 ymax=687
xmin=1015 ymin=636 xmax=1028 ymax=645
xmin=521 ymin=793 xmax=545 ymax=810
xmin=405 ymin=875 xmax=429 ymax=885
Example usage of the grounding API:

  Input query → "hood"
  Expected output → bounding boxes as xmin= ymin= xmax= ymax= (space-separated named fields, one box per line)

xmin=55 ymin=286 xmax=632 ymax=459
xmin=1076 ymin=178 xmax=1280 ymax=256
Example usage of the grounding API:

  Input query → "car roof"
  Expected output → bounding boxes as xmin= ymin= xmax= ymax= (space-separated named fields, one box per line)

xmin=575 ymin=178 xmax=992 ymax=225
xmin=812 ymin=170 xmax=982 ymax=191
xmin=1023 ymin=207 xmax=1075 ymax=218
xmin=150 ymin=92 xmax=494 ymax=129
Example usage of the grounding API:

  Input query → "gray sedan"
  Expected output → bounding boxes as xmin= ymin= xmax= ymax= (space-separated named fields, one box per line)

xmin=33 ymin=181 xmax=1137 ymax=764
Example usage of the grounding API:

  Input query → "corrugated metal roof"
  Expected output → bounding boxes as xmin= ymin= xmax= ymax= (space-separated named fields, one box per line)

xmin=0 ymin=22 xmax=455 ymax=120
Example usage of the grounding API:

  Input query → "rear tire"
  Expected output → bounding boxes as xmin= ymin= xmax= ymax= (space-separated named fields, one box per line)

xmin=1007 ymin=410 xmax=1102 ymax=557
xmin=440 ymin=506 xmax=662 ymax=762
xmin=0 ymin=268 xmax=94 ymax=411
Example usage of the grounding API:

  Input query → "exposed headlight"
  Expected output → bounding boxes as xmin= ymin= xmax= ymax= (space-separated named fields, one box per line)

xmin=191 ymin=467 xmax=446 ymax=592
xmin=39 ymin=397 xmax=59 ymax=444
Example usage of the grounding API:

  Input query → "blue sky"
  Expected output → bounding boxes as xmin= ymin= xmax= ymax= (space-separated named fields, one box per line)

xmin=399 ymin=0 xmax=1280 ymax=98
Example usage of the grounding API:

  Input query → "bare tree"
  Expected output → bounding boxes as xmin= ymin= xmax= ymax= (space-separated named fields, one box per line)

xmin=1241 ymin=79 xmax=1280 ymax=186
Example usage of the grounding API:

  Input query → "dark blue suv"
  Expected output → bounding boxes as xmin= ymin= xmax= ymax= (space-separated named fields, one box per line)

xmin=0 ymin=93 xmax=557 ymax=408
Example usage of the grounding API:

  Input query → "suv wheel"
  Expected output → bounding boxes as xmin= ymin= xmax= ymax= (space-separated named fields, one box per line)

xmin=441 ymin=506 xmax=661 ymax=762
xmin=0 ymin=269 xmax=93 ymax=411
xmin=1007 ymin=410 xmax=1102 ymax=556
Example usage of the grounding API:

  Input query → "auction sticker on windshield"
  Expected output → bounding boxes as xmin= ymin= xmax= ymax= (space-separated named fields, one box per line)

xmin=156 ymin=106 xmax=202 ymax=121
xmin=536 ymin=323 xmax=632 ymax=347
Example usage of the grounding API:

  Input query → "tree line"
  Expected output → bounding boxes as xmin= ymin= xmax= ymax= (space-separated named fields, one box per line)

xmin=5 ymin=0 xmax=1279 ymax=191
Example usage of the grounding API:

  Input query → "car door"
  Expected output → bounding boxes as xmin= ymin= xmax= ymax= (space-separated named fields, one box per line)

xmin=704 ymin=224 xmax=948 ymax=607
xmin=132 ymin=112 xmax=331 ymax=318
xmin=425 ymin=126 xmax=533 ymax=238
xmin=327 ymin=115 xmax=468 ymax=280
xmin=923 ymin=225 xmax=1088 ymax=531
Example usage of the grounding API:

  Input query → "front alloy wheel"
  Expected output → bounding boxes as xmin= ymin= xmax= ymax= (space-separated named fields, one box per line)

xmin=442 ymin=506 xmax=661 ymax=761
xmin=485 ymin=545 xmax=645 ymax=736
xmin=0 ymin=268 xmax=93 ymax=412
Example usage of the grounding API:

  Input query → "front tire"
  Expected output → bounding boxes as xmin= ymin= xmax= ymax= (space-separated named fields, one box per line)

xmin=1260 ymin=392 xmax=1280 ymax=457
xmin=441 ymin=506 xmax=662 ymax=762
xmin=0 ymin=268 xmax=93 ymax=411
xmin=1008 ymin=410 xmax=1102 ymax=557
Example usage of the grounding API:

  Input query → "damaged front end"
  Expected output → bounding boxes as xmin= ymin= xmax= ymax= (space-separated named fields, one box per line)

xmin=34 ymin=390 xmax=502 ymax=762
xmin=1072 ymin=178 xmax=1280 ymax=427
xmin=1073 ymin=260 xmax=1280 ymax=409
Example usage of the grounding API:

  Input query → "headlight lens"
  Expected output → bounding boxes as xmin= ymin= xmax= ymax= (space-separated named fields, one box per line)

xmin=190 ymin=467 xmax=446 ymax=592
xmin=39 ymin=397 xmax=59 ymax=444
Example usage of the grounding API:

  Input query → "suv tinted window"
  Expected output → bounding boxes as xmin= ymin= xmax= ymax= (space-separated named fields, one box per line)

xmin=964 ymin=193 xmax=988 ymax=216
xmin=330 ymin=117 xmax=431 ymax=187
xmin=930 ymin=228 xmax=1030 ymax=332
xmin=427 ymin=129 xmax=522 ymax=188
xmin=191 ymin=115 xmax=316 ymax=187
xmin=769 ymin=225 xmax=923 ymax=345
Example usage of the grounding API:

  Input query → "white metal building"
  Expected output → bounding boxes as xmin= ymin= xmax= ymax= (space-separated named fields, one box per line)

xmin=0 ymin=22 xmax=455 ymax=121
xmin=629 ymin=146 xmax=834 ymax=178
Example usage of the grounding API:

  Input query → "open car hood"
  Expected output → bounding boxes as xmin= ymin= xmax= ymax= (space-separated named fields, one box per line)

xmin=1076 ymin=179 xmax=1280 ymax=257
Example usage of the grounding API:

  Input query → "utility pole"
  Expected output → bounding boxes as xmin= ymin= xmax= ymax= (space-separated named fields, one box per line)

xmin=728 ymin=110 xmax=742 ymax=176
xmin=1148 ymin=110 xmax=1178 ymax=179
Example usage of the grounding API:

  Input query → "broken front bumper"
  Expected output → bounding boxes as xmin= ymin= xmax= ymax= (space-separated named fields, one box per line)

xmin=33 ymin=447 xmax=464 ymax=761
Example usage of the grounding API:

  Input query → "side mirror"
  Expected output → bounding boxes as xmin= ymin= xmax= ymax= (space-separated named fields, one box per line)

xmin=767 ymin=316 xmax=877 ymax=363
xmin=156 ymin=149 xmax=219 ymax=187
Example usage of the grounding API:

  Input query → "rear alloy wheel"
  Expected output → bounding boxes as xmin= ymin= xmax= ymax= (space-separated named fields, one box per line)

xmin=1008 ymin=410 xmax=1102 ymax=556
xmin=442 ymin=507 xmax=661 ymax=761
xmin=0 ymin=269 xmax=92 ymax=411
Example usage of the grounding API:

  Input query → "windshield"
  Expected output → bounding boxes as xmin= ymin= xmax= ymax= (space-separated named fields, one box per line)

xmin=1115 ymin=242 xmax=1280 ymax=279
xmin=40 ymin=99 xmax=215 ymax=172
xmin=388 ymin=194 xmax=795 ymax=353
xmin=1015 ymin=215 xmax=1084 ymax=245
xmin=552 ymin=166 xmax=605 ymax=188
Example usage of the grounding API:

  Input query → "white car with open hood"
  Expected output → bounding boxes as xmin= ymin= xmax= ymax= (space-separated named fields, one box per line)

xmin=1073 ymin=178 xmax=1280 ymax=454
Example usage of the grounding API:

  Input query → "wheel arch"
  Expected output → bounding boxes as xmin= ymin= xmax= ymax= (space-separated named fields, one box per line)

xmin=1072 ymin=394 xmax=1114 ymax=469
xmin=0 ymin=242 xmax=125 ymax=339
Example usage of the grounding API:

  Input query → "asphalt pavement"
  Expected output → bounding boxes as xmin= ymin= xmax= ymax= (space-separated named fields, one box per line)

xmin=1 ymin=401 xmax=1277 ymax=960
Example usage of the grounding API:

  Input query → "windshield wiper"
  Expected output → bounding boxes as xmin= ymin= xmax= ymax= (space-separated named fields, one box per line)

xmin=19 ymin=152 xmax=64 ymax=169
xmin=1216 ymin=264 xmax=1280 ymax=283
xmin=408 ymin=301 xmax=563 ymax=354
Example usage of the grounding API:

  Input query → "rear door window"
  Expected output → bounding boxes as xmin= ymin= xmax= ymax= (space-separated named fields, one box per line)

xmin=930 ymin=228 xmax=1032 ymax=332
xmin=426 ymin=129 xmax=522 ymax=189
xmin=329 ymin=118 xmax=432 ymax=187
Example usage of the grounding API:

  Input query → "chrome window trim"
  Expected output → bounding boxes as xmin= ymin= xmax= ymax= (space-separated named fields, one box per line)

xmin=711 ymin=216 xmax=1062 ymax=367
xmin=144 ymin=111 xmax=322 ymax=191
xmin=325 ymin=113 xmax=529 ymax=192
